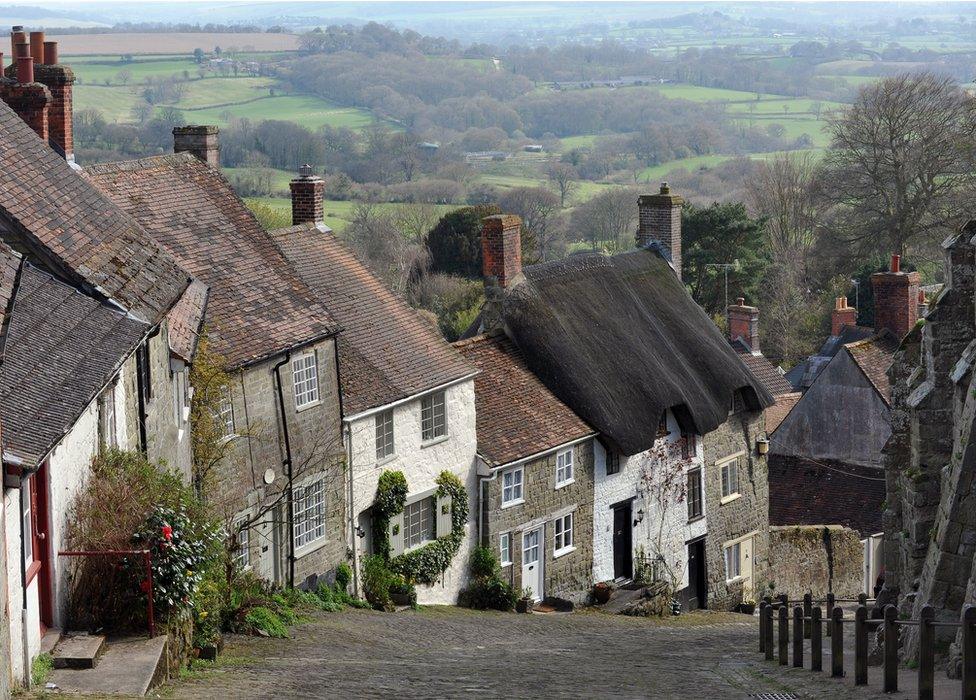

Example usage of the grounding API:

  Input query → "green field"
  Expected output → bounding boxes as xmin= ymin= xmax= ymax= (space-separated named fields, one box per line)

xmin=246 ymin=197 xmax=462 ymax=233
xmin=171 ymin=77 xmax=277 ymax=109
xmin=72 ymin=57 xmax=200 ymax=84
xmin=653 ymin=84 xmax=787 ymax=102
xmin=185 ymin=95 xmax=379 ymax=130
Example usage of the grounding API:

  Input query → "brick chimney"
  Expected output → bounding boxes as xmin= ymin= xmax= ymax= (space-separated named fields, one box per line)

xmin=0 ymin=53 xmax=50 ymax=140
xmin=871 ymin=254 xmax=921 ymax=340
xmin=481 ymin=214 xmax=522 ymax=331
xmin=637 ymin=182 xmax=683 ymax=280
xmin=728 ymin=297 xmax=760 ymax=353
xmin=289 ymin=164 xmax=324 ymax=226
xmin=173 ymin=125 xmax=219 ymax=167
xmin=831 ymin=297 xmax=857 ymax=336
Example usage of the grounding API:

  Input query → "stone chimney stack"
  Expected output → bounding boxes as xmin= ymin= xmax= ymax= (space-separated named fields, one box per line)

xmin=831 ymin=296 xmax=857 ymax=336
xmin=289 ymin=164 xmax=324 ymax=226
xmin=637 ymin=182 xmax=683 ymax=280
xmin=173 ymin=125 xmax=219 ymax=167
xmin=871 ymin=254 xmax=921 ymax=340
xmin=481 ymin=214 xmax=523 ymax=331
xmin=728 ymin=297 xmax=760 ymax=353
xmin=0 ymin=27 xmax=51 ymax=143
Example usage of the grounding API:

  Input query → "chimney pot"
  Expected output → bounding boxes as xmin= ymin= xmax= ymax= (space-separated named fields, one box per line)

xmin=831 ymin=296 xmax=857 ymax=336
xmin=891 ymin=254 xmax=901 ymax=273
xmin=299 ymin=163 xmax=313 ymax=178
xmin=10 ymin=28 xmax=25 ymax=57
xmin=16 ymin=55 xmax=32 ymax=83
xmin=28 ymin=31 xmax=43 ymax=65
xmin=42 ymin=41 xmax=56 ymax=65
xmin=728 ymin=298 xmax=760 ymax=353
xmin=660 ymin=181 xmax=670 ymax=194
xmin=13 ymin=42 xmax=28 ymax=60
xmin=289 ymin=167 xmax=324 ymax=226
xmin=637 ymin=185 xmax=684 ymax=279
xmin=173 ymin=125 xmax=219 ymax=167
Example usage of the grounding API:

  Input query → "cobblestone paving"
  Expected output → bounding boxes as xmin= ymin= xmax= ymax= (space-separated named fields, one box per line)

xmin=166 ymin=607 xmax=921 ymax=699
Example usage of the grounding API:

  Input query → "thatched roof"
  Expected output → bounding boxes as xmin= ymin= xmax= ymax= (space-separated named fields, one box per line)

xmin=501 ymin=246 xmax=774 ymax=456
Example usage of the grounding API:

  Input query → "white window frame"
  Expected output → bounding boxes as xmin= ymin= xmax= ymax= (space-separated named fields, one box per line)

xmin=293 ymin=477 xmax=326 ymax=553
xmin=501 ymin=466 xmax=524 ymax=508
xmin=719 ymin=453 xmax=743 ymax=503
xmin=292 ymin=351 xmax=320 ymax=410
xmin=553 ymin=513 xmax=574 ymax=557
xmin=233 ymin=516 xmax=251 ymax=570
xmin=555 ymin=448 xmax=574 ymax=488
xmin=499 ymin=533 xmax=511 ymax=567
xmin=375 ymin=409 xmax=395 ymax=462
xmin=402 ymin=496 xmax=436 ymax=550
xmin=98 ymin=384 xmax=117 ymax=452
xmin=21 ymin=482 xmax=33 ymax=568
xmin=724 ymin=542 xmax=742 ymax=581
xmin=420 ymin=390 xmax=447 ymax=444
xmin=219 ymin=388 xmax=235 ymax=436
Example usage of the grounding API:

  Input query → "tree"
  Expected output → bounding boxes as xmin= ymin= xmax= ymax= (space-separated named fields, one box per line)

xmin=569 ymin=187 xmax=637 ymax=253
xmin=193 ymin=47 xmax=205 ymax=64
xmin=498 ymin=186 xmax=562 ymax=261
xmin=344 ymin=202 xmax=427 ymax=294
xmin=819 ymin=72 xmax=976 ymax=260
xmin=116 ymin=70 xmax=132 ymax=86
xmin=546 ymin=162 xmax=579 ymax=207
xmin=426 ymin=205 xmax=500 ymax=279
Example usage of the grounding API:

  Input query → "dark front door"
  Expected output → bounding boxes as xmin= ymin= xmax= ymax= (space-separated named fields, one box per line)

xmin=612 ymin=501 xmax=633 ymax=581
xmin=687 ymin=538 xmax=707 ymax=610
xmin=26 ymin=463 xmax=53 ymax=632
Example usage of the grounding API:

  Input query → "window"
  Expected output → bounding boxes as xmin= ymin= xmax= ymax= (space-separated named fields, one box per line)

xmin=421 ymin=391 xmax=447 ymax=442
xmin=555 ymin=448 xmax=574 ymax=487
xmin=606 ymin=449 xmax=620 ymax=475
xmin=729 ymin=390 xmax=743 ymax=415
xmin=173 ymin=369 xmax=190 ymax=427
xmin=375 ymin=409 xmax=395 ymax=462
xmin=721 ymin=457 xmax=741 ymax=499
xmin=554 ymin=513 xmax=574 ymax=555
xmin=501 ymin=467 xmax=524 ymax=506
xmin=725 ymin=542 xmax=741 ymax=581
xmin=21 ymin=482 xmax=33 ymax=567
xmin=292 ymin=351 xmax=319 ymax=409
xmin=681 ymin=432 xmax=697 ymax=460
xmin=218 ymin=389 xmax=234 ymax=435
xmin=98 ymin=385 xmax=117 ymax=452
xmin=499 ymin=533 xmax=511 ymax=566
xmin=687 ymin=469 xmax=703 ymax=520
xmin=234 ymin=518 xmax=250 ymax=570
xmin=657 ymin=410 xmax=669 ymax=437
xmin=293 ymin=479 xmax=325 ymax=549
xmin=403 ymin=496 xmax=436 ymax=549
xmin=136 ymin=342 xmax=152 ymax=402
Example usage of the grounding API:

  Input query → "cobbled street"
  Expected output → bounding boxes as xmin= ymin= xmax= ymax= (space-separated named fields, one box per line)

xmin=165 ymin=607 xmax=922 ymax=699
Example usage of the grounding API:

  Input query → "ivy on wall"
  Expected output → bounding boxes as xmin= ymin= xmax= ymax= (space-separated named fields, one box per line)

xmin=372 ymin=470 xmax=468 ymax=586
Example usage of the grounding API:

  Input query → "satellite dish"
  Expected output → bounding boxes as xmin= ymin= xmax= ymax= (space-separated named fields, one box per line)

xmin=264 ymin=469 xmax=276 ymax=485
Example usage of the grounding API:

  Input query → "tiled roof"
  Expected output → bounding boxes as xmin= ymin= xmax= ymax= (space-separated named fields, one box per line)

xmin=0 ymin=264 xmax=149 ymax=467
xmin=454 ymin=331 xmax=595 ymax=467
xmin=845 ymin=332 xmax=899 ymax=405
xmin=785 ymin=325 xmax=876 ymax=391
xmin=0 ymin=242 xmax=22 ymax=361
xmin=765 ymin=392 xmax=802 ymax=434
xmin=86 ymin=155 xmax=339 ymax=367
xmin=0 ymin=101 xmax=189 ymax=324
xmin=731 ymin=340 xmax=794 ymax=397
xmin=269 ymin=222 xmax=475 ymax=415
xmin=768 ymin=454 xmax=885 ymax=537
xmin=167 ymin=279 xmax=209 ymax=362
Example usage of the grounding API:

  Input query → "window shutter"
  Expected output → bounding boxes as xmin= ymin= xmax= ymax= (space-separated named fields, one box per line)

xmin=435 ymin=492 xmax=453 ymax=538
xmin=389 ymin=512 xmax=405 ymax=557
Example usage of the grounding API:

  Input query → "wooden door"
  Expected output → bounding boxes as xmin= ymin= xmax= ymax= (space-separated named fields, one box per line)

xmin=612 ymin=502 xmax=633 ymax=581
xmin=26 ymin=464 xmax=53 ymax=632
xmin=521 ymin=528 xmax=543 ymax=601
xmin=687 ymin=538 xmax=707 ymax=610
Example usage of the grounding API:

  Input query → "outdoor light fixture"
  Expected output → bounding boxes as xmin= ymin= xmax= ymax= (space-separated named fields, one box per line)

xmin=635 ymin=508 xmax=645 ymax=525
xmin=757 ymin=436 xmax=769 ymax=455
xmin=355 ymin=525 xmax=366 ymax=539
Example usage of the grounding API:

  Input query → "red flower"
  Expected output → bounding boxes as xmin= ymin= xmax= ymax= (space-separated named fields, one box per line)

xmin=162 ymin=525 xmax=173 ymax=541
xmin=140 ymin=579 xmax=151 ymax=594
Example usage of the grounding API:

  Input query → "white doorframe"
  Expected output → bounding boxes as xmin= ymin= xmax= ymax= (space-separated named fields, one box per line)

xmin=522 ymin=526 xmax=544 ymax=601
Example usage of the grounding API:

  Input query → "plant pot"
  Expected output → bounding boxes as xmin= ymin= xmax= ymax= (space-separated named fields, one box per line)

xmin=197 ymin=644 xmax=219 ymax=662
xmin=391 ymin=592 xmax=414 ymax=607
xmin=593 ymin=583 xmax=612 ymax=605
xmin=739 ymin=603 xmax=756 ymax=615
xmin=516 ymin=597 xmax=533 ymax=614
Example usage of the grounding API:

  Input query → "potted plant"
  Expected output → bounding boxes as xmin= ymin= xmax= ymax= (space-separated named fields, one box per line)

xmin=515 ymin=588 xmax=534 ymax=614
xmin=739 ymin=599 xmax=756 ymax=615
xmin=389 ymin=579 xmax=417 ymax=608
xmin=593 ymin=581 xmax=613 ymax=605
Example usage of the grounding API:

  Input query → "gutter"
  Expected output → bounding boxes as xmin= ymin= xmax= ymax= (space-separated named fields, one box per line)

xmin=272 ymin=351 xmax=296 ymax=589
xmin=341 ymin=372 xmax=479 ymax=424
xmin=477 ymin=460 xmax=500 ymax=549
xmin=480 ymin=433 xmax=598 ymax=474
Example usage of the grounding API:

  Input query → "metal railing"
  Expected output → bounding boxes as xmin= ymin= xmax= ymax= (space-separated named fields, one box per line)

xmin=758 ymin=594 xmax=976 ymax=700
xmin=58 ymin=549 xmax=156 ymax=638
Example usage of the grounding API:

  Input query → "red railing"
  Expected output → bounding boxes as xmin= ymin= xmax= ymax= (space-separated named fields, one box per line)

xmin=58 ymin=549 xmax=155 ymax=637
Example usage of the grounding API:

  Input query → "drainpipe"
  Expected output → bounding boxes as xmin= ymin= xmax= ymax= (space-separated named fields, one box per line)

xmin=344 ymin=422 xmax=359 ymax=595
xmin=271 ymin=352 xmax=295 ymax=589
xmin=477 ymin=465 xmax=500 ymax=548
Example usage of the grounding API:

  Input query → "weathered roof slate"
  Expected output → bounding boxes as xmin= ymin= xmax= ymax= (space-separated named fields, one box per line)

xmin=86 ymin=154 xmax=339 ymax=367
xmin=167 ymin=279 xmax=209 ymax=362
xmin=845 ymin=332 xmax=899 ymax=405
xmin=731 ymin=340 xmax=794 ymax=397
xmin=0 ymin=100 xmax=189 ymax=324
xmin=0 ymin=264 xmax=149 ymax=467
xmin=269 ymin=222 xmax=475 ymax=416
xmin=455 ymin=332 xmax=595 ymax=467
xmin=0 ymin=242 xmax=22 ymax=362
xmin=765 ymin=391 xmax=802 ymax=434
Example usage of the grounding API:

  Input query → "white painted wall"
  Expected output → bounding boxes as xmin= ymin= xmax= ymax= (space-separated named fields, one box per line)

xmin=347 ymin=379 xmax=478 ymax=605
xmin=592 ymin=409 xmax=706 ymax=588
xmin=3 ymin=484 xmax=39 ymax=685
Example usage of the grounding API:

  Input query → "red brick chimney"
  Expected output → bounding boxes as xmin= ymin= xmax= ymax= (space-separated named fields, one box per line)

xmin=728 ymin=297 xmax=760 ymax=353
xmin=481 ymin=214 xmax=522 ymax=331
xmin=173 ymin=125 xmax=219 ymax=167
xmin=871 ymin=254 xmax=921 ymax=340
xmin=0 ymin=53 xmax=50 ymax=141
xmin=831 ymin=296 xmax=857 ymax=336
xmin=289 ymin=164 xmax=324 ymax=226
xmin=637 ymin=182 xmax=683 ymax=280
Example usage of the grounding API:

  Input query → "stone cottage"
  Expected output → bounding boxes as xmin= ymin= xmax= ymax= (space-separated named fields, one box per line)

xmin=468 ymin=190 xmax=775 ymax=611
xmin=267 ymin=180 xmax=478 ymax=605
xmin=455 ymin=329 xmax=597 ymax=603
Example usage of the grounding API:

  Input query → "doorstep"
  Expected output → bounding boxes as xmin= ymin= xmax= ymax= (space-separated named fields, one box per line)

xmin=52 ymin=633 xmax=106 ymax=669
xmin=47 ymin=635 xmax=167 ymax=696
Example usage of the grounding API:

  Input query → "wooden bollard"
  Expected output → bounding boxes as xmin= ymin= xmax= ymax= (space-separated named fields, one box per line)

xmin=858 ymin=592 xmax=868 ymax=607
xmin=961 ymin=605 xmax=976 ymax=700
xmin=831 ymin=606 xmax=844 ymax=677
xmin=811 ymin=606 xmax=823 ymax=672
xmin=883 ymin=604 xmax=898 ymax=693
xmin=918 ymin=605 xmax=934 ymax=700
xmin=779 ymin=605 xmax=789 ymax=666
xmin=759 ymin=601 xmax=767 ymax=653
xmin=778 ymin=592 xmax=789 ymax=608
xmin=764 ymin=604 xmax=774 ymax=661
xmin=826 ymin=592 xmax=835 ymax=637
xmin=855 ymin=604 xmax=868 ymax=685
xmin=793 ymin=605 xmax=804 ymax=668
xmin=803 ymin=592 xmax=812 ymax=639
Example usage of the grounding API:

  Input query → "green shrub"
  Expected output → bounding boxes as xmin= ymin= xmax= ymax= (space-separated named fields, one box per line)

xmin=362 ymin=555 xmax=396 ymax=610
xmin=243 ymin=606 xmax=288 ymax=638
xmin=470 ymin=546 xmax=499 ymax=579
xmin=31 ymin=653 xmax=53 ymax=687
xmin=335 ymin=563 xmax=352 ymax=591
xmin=461 ymin=545 xmax=517 ymax=611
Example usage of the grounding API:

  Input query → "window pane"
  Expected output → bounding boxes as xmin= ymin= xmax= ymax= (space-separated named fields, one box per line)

xmin=500 ymin=533 xmax=510 ymax=564
xmin=404 ymin=497 xmax=435 ymax=548
xmin=22 ymin=485 xmax=32 ymax=565
xmin=294 ymin=479 xmax=325 ymax=549
xmin=375 ymin=410 xmax=394 ymax=461
xmin=293 ymin=353 xmax=319 ymax=409
xmin=421 ymin=392 xmax=447 ymax=441
xmin=219 ymin=389 xmax=234 ymax=435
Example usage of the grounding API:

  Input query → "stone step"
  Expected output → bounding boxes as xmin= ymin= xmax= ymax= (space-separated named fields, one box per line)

xmin=48 ymin=635 xmax=168 ymax=696
xmin=39 ymin=628 xmax=62 ymax=655
xmin=51 ymin=633 xmax=106 ymax=669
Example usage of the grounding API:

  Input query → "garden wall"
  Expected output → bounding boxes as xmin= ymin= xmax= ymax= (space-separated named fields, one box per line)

xmin=768 ymin=525 xmax=863 ymax=599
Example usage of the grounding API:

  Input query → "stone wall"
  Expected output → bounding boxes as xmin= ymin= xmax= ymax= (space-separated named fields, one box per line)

xmin=768 ymin=525 xmax=863 ymax=600
xmin=486 ymin=438 xmax=595 ymax=602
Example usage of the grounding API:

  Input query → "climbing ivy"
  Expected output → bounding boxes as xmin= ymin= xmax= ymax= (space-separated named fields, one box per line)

xmin=372 ymin=470 xmax=408 ymax=560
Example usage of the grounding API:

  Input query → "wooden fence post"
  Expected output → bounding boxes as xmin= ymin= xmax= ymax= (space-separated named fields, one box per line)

xmin=759 ymin=601 xmax=767 ymax=654
xmin=962 ymin=604 xmax=976 ymax=700
xmin=811 ymin=606 xmax=823 ymax=672
xmin=764 ymin=604 xmax=774 ymax=661
xmin=858 ymin=592 xmax=868 ymax=607
xmin=826 ymin=593 xmax=835 ymax=637
xmin=918 ymin=605 xmax=934 ymax=700
xmin=831 ymin=606 xmax=844 ymax=678
xmin=803 ymin=592 xmax=812 ymax=639
xmin=855 ymin=604 xmax=868 ymax=685
xmin=793 ymin=606 xmax=804 ymax=668
xmin=779 ymin=605 xmax=789 ymax=666
xmin=883 ymin=604 xmax=898 ymax=693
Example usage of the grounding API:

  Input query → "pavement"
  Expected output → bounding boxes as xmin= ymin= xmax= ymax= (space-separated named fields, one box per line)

xmin=161 ymin=605 xmax=966 ymax=699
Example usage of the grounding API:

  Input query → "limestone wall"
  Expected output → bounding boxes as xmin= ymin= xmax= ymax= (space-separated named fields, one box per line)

xmin=768 ymin=525 xmax=863 ymax=600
